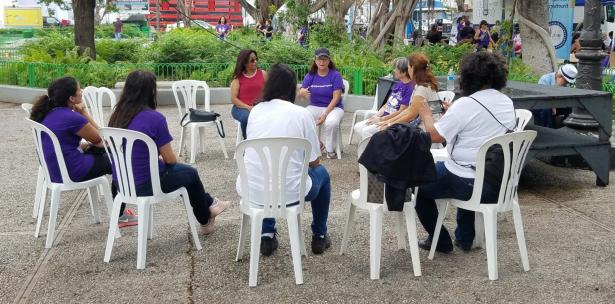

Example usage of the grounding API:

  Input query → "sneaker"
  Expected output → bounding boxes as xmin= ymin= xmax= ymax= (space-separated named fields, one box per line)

xmin=209 ymin=198 xmax=231 ymax=218
xmin=311 ymin=234 xmax=331 ymax=254
xmin=124 ymin=208 xmax=137 ymax=216
xmin=260 ymin=234 xmax=279 ymax=256
xmin=200 ymin=218 xmax=215 ymax=235
xmin=326 ymin=152 xmax=337 ymax=159
xmin=118 ymin=212 xmax=138 ymax=228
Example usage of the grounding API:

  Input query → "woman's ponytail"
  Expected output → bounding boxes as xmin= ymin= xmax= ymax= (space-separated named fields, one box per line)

xmin=30 ymin=94 xmax=52 ymax=122
xmin=29 ymin=77 xmax=78 ymax=122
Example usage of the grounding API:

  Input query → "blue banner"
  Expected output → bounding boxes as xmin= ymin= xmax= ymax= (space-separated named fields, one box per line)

xmin=576 ymin=0 xmax=615 ymax=5
xmin=549 ymin=0 xmax=575 ymax=60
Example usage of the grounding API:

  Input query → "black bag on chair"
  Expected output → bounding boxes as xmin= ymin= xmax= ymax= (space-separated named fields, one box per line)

xmin=180 ymin=108 xmax=226 ymax=138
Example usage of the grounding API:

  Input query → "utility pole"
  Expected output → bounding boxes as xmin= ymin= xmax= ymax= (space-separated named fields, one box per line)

xmin=156 ymin=0 xmax=160 ymax=32
xmin=419 ymin=0 xmax=423 ymax=35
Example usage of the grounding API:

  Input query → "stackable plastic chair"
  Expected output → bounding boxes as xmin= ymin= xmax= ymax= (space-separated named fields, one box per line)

xmin=172 ymin=80 xmax=228 ymax=163
xmin=26 ymin=119 xmax=114 ymax=248
xmin=21 ymin=103 xmax=46 ymax=220
xmin=339 ymin=137 xmax=421 ymax=279
xmin=235 ymin=137 xmax=311 ymax=287
xmin=428 ymin=131 xmax=537 ymax=280
xmin=317 ymin=79 xmax=348 ymax=159
xmin=348 ymin=86 xmax=379 ymax=145
xmin=82 ymin=86 xmax=116 ymax=126
xmin=437 ymin=90 xmax=455 ymax=105
xmin=100 ymin=127 xmax=202 ymax=269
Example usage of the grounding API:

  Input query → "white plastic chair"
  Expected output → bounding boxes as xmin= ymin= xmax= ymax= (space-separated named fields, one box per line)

xmin=348 ymin=86 xmax=379 ymax=145
xmin=82 ymin=86 xmax=116 ymax=126
xmin=428 ymin=131 xmax=537 ymax=280
xmin=172 ymin=80 xmax=228 ymax=163
xmin=339 ymin=137 xmax=421 ymax=279
xmin=317 ymin=79 xmax=348 ymax=159
xmin=22 ymin=103 xmax=46 ymax=220
xmin=100 ymin=127 xmax=202 ymax=269
xmin=437 ymin=90 xmax=455 ymax=105
xmin=235 ymin=137 xmax=311 ymax=287
xmin=431 ymin=109 xmax=533 ymax=162
xmin=26 ymin=118 xmax=114 ymax=248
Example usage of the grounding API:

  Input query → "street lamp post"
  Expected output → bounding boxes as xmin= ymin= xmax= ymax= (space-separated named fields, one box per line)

xmin=564 ymin=0 xmax=602 ymax=128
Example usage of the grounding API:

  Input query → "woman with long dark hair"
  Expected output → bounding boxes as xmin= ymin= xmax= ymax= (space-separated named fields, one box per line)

xmin=216 ymin=16 xmax=231 ymax=40
xmin=230 ymin=49 xmax=266 ymax=139
xmin=108 ymin=70 xmax=230 ymax=235
xmin=298 ymin=47 xmax=345 ymax=159
xmin=31 ymin=77 xmax=137 ymax=227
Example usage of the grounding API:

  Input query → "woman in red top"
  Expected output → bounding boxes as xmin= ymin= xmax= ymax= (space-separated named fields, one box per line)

xmin=230 ymin=49 xmax=266 ymax=139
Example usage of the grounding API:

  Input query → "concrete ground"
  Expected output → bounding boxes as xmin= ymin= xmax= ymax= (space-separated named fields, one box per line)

xmin=1 ymin=102 xmax=614 ymax=304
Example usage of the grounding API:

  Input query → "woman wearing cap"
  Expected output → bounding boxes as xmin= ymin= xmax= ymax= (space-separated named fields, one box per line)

xmin=299 ymin=48 xmax=345 ymax=159
xmin=230 ymin=49 xmax=266 ymax=140
xmin=533 ymin=64 xmax=577 ymax=127
xmin=353 ymin=57 xmax=414 ymax=140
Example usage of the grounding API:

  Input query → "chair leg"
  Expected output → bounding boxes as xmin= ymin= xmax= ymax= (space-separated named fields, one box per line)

xmin=298 ymin=213 xmax=307 ymax=257
xmin=394 ymin=212 xmax=407 ymax=251
xmin=287 ymin=213 xmax=304 ymax=285
xmin=404 ymin=206 xmax=422 ymax=277
xmin=137 ymin=204 xmax=148 ymax=269
xmin=45 ymin=189 xmax=61 ymax=248
xmin=147 ymin=205 xmax=154 ymax=240
xmin=483 ymin=210 xmax=498 ymax=280
xmin=178 ymin=127 xmax=186 ymax=157
xmin=428 ymin=202 xmax=448 ymax=260
xmin=200 ymin=126 xmax=206 ymax=154
xmin=99 ymin=182 xmax=114 ymax=219
xmin=512 ymin=204 xmax=530 ymax=272
xmin=217 ymin=131 xmax=229 ymax=159
xmin=339 ymin=201 xmax=357 ymax=255
xmin=190 ymin=126 xmax=197 ymax=164
xmin=369 ymin=209 xmax=383 ymax=280
xmin=348 ymin=113 xmax=358 ymax=145
xmin=182 ymin=194 xmax=202 ymax=250
xmin=104 ymin=198 xmax=123 ymax=263
xmin=34 ymin=186 xmax=47 ymax=238
xmin=235 ymin=213 xmax=250 ymax=261
xmin=336 ymin=125 xmax=342 ymax=159
xmin=474 ymin=212 xmax=485 ymax=249
xmin=33 ymin=167 xmax=44 ymax=219
xmin=88 ymin=186 xmax=101 ymax=224
xmin=248 ymin=214 xmax=263 ymax=287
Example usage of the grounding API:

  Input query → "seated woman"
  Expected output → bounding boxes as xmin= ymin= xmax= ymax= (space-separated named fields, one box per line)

xmin=231 ymin=49 xmax=266 ymax=140
xmin=414 ymin=52 xmax=516 ymax=253
xmin=353 ymin=57 xmax=414 ymax=140
xmin=378 ymin=52 xmax=440 ymax=130
xmin=107 ymin=70 xmax=230 ymax=235
xmin=30 ymin=77 xmax=137 ymax=227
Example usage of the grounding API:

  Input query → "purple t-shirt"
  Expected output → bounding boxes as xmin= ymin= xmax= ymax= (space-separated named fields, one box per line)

xmin=383 ymin=80 xmax=414 ymax=115
xmin=477 ymin=30 xmax=490 ymax=48
xmin=117 ymin=110 xmax=173 ymax=186
xmin=301 ymin=69 xmax=344 ymax=108
xmin=41 ymin=107 xmax=94 ymax=183
xmin=216 ymin=24 xmax=230 ymax=37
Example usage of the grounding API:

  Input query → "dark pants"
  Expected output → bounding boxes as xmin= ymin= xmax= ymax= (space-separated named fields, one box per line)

xmin=81 ymin=150 xmax=126 ymax=215
xmin=231 ymin=105 xmax=250 ymax=140
xmin=262 ymin=165 xmax=331 ymax=236
xmin=133 ymin=163 xmax=214 ymax=225
xmin=415 ymin=162 xmax=499 ymax=248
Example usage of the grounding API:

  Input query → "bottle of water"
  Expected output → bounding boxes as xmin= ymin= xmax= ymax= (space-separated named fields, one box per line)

xmin=446 ymin=68 xmax=455 ymax=91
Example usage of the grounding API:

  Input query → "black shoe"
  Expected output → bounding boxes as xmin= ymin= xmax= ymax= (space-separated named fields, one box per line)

xmin=418 ymin=237 xmax=453 ymax=253
xmin=311 ymin=234 xmax=331 ymax=254
xmin=454 ymin=239 xmax=472 ymax=253
xmin=260 ymin=234 xmax=278 ymax=256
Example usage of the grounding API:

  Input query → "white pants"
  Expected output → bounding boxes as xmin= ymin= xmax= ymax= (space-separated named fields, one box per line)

xmin=353 ymin=119 xmax=380 ymax=141
xmin=306 ymin=105 xmax=344 ymax=153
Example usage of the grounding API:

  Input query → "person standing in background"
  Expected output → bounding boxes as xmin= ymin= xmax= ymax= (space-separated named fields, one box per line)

xmin=264 ymin=19 xmax=273 ymax=41
xmin=216 ymin=16 xmax=231 ymax=40
xmin=114 ymin=18 xmax=122 ymax=40
xmin=297 ymin=24 xmax=309 ymax=48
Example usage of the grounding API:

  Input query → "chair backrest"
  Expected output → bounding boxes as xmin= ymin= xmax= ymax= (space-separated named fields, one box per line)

xmin=469 ymin=131 xmax=537 ymax=212
xmin=172 ymin=80 xmax=211 ymax=122
xmin=83 ymin=86 xmax=116 ymax=126
xmin=26 ymin=118 xmax=75 ymax=185
xmin=370 ymin=86 xmax=379 ymax=111
xmin=235 ymin=137 xmax=311 ymax=219
xmin=99 ymin=127 xmax=164 ymax=203
xmin=342 ymin=79 xmax=350 ymax=101
xmin=437 ymin=91 xmax=455 ymax=104
xmin=21 ymin=103 xmax=33 ymax=116
xmin=515 ymin=109 xmax=532 ymax=131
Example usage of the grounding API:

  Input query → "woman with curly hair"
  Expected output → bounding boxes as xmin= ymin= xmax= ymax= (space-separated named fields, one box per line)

xmin=413 ymin=52 xmax=516 ymax=254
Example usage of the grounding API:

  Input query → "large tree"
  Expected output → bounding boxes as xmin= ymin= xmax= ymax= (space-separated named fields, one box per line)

xmin=516 ymin=0 xmax=558 ymax=74
xmin=43 ymin=0 xmax=101 ymax=60
xmin=368 ymin=0 xmax=417 ymax=48
xmin=237 ymin=0 xmax=286 ymax=21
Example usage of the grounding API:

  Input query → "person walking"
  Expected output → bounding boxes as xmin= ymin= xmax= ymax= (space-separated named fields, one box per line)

xmin=114 ymin=18 xmax=122 ymax=40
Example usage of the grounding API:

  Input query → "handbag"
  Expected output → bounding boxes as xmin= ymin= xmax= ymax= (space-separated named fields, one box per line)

xmin=180 ymin=108 xmax=226 ymax=138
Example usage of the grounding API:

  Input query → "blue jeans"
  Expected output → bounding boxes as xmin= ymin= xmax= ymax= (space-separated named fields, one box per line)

xmin=133 ymin=163 xmax=214 ymax=225
xmin=262 ymin=165 xmax=331 ymax=236
xmin=231 ymin=106 xmax=250 ymax=140
xmin=114 ymin=32 xmax=121 ymax=40
xmin=414 ymin=162 xmax=499 ymax=247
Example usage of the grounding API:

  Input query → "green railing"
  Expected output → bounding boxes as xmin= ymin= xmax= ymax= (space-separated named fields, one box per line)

xmin=0 ymin=61 xmax=388 ymax=96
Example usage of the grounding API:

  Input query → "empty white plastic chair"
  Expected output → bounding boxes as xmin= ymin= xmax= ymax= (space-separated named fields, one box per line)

xmin=172 ymin=80 xmax=228 ymax=163
xmin=22 ymin=103 xmax=46 ymax=220
xmin=100 ymin=127 xmax=202 ymax=269
xmin=348 ymin=86 xmax=379 ymax=145
xmin=235 ymin=137 xmax=310 ymax=287
xmin=26 ymin=118 xmax=114 ymax=248
xmin=82 ymin=86 xmax=116 ymax=126
xmin=340 ymin=136 xmax=421 ymax=279
xmin=428 ymin=131 xmax=537 ymax=280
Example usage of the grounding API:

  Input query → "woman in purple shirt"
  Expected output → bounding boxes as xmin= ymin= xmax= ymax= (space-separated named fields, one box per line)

xmin=30 ymin=77 xmax=137 ymax=227
xmin=107 ymin=70 xmax=230 ymax=235
xmin=298 ymin=48 xmax=345 ymax=159
xmin=474 ymin=20 xmax=492 ymax=50
xmin=216 ymin=16 xmax=231 ymax=40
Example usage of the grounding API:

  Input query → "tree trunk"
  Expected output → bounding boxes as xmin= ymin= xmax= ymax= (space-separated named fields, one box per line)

xmin=455 ymin=0 xmax=464 ymax=11
xmin=238 ymin=0 xmax=284 ymax=20
xmin=517 ymin=0 xmax=558 ymax=74
xmin=371 ymin=0 xmax=418 ymax=49
xmin=73 ymin=0 xmax=96 ymax=60
xmin=325 ymin=0 xmax=353 ymax=22
xmin=393 ymin=0 xmax=414 ymax=45
xmin=177 ymin=0 xmax=190 ymax=27
xmin=367 ymin=0 xmax=389 ymax=39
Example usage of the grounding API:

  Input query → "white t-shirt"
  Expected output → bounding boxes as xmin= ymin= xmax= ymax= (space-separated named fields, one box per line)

xmin=236 ymin=99 xmax=321 ymax=205
xmin=434 ymin=89 xmax=516 ymax=178
xmin=411 ymin=84 xmax=443 ymax=127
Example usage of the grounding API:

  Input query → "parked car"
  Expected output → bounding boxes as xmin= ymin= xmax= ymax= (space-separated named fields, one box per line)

xmin=43 ymin=16 xmax=71 ymax=27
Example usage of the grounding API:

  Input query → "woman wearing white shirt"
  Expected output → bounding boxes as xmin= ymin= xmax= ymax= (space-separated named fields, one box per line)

xmin=414 ymin=52 xmax=516 ymax=253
